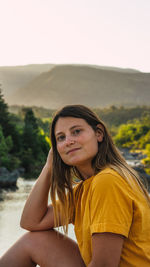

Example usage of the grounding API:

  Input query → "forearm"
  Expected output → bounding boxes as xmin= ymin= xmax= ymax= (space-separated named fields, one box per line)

xmin=20 ymin=164 xmax=51 ymax=229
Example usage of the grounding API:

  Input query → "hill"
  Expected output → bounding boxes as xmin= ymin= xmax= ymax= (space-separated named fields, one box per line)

xmin=0 ymin=64 xmax=54 ymax=99
xmin=1 ymin=64 xmax=150 ymax=109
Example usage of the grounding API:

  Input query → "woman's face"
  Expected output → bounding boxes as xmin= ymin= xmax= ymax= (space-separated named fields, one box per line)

xmin=54 ymin=117 xmax=102 ymax=170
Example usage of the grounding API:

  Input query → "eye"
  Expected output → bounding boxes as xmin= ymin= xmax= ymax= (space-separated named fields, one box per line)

xmin=72 ymin=129 xmax=82 ymax=135
xmin=56 ymin=135 xmax=65 ymax=142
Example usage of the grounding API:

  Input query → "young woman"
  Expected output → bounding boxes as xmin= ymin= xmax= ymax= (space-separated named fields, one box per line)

xmin=1 ymin=104 xmax=150 ymax=267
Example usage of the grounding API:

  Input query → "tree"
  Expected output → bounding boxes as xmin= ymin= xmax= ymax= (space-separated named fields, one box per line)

xmin=22 ymin=108 xmax=39 ymax=155
xmin=0 ymin=126 xmax=9 ymax=167
xmin=21 ymin=108 xmax=50 ymax=177
xmin=0 ymin=126 xmax=14 ymax=168
xmin=0 ymin=86 xmax=11 ymax=136
xmin=114 ymin=117 xmax=150 ymax=149
xmin=0 ymin=86 xmax=22 ymax=154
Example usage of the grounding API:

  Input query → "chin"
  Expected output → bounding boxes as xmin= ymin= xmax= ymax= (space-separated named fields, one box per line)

xmin=62 ymin=158 xmax=82 ymax=167
xmin=65 ymin=161 xmax=80 ymax=167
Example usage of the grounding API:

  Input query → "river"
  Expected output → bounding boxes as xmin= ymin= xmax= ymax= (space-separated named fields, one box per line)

xmin=0 ymin=178 xmax=76 ymax=258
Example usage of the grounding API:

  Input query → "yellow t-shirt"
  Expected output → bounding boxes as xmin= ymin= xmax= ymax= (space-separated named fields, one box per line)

xmin=71 ymin=168 xmax=150 ymax=266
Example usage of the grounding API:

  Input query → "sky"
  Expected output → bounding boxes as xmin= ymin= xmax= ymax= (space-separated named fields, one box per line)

xmin=0 ymin=0 xmax=150 ymax=72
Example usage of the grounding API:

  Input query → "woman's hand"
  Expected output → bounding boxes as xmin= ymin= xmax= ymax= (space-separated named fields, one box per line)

xmin=46 ymin=148 xmax=53 ymax=168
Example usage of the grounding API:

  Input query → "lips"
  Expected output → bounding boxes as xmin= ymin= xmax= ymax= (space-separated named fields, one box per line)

xmin=67 ymin=148 xmax=81 ymax=154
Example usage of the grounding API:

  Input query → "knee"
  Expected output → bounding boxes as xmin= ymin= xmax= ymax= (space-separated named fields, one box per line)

xmin=20 ymin=230 xmax=56 ymax=252
xmin=18 ymin=232 xmax=36 ymax=252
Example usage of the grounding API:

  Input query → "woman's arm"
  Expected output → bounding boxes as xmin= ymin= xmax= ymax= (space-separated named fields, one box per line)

xmin=88 ymin=232 xmax=124 ymax=267
xmin=20 ymin=150 xmax=55 ymax=231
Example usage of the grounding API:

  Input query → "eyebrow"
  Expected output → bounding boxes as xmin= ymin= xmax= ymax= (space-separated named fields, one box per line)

xmin=55 ymin=125 xmax=83 ymax=136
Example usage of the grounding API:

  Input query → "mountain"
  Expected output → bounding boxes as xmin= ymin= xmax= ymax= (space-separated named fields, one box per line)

xmin=1 ymin=64 xmax=150 ymax=109
xmin=0 ymin=64 xmax=54 ymax=99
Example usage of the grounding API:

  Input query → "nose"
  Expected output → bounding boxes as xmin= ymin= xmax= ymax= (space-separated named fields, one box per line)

xmin=65 ymin=136 xmax=75 ymax=145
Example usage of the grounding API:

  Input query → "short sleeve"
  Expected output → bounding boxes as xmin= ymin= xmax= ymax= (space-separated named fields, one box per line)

xmin=90 ymin=172 xmax=133 ymax=237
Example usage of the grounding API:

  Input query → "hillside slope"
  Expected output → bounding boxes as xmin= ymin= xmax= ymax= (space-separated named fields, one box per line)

xmin=7 ymin=64 xmax=150 ymax=109
xmin=0 ymin=64 xmax=54 ymax=99
xmin=1 ymin=64 xmax=150 ymax=109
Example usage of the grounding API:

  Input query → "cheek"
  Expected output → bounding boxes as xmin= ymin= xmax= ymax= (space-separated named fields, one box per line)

xmin=56 ymin=143 xmax=65 ymax=156
xmin=88 ymin=139 xmax=99 ymax=155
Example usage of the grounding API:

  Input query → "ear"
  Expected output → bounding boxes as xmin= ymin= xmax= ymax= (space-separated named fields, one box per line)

xmin=95 ymin=124 xmax=104 ymax=142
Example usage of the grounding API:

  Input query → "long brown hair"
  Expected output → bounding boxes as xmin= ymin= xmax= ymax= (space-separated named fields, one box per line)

xmin=50 ymin=105 xmax=150 ymax=233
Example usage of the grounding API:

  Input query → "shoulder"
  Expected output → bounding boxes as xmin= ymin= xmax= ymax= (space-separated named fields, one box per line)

xmin=90 ymin=168 xmax=133 ymax=218
xmin=91 ymin=167 xmax=131 ymax=193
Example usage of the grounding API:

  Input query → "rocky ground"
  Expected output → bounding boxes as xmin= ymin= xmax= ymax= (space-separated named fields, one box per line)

xmin=0 ymin=167 xmax=24 ymax=190
xmin=120 ymin=148 xmax=150 ymax=189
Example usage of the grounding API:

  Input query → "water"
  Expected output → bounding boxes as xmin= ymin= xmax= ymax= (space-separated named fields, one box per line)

xmin=0 ymin=178 xmax=76 ymax=257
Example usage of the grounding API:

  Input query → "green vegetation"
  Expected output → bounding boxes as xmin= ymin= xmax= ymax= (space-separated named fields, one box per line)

xmin=0 ymin=88 xmax=22 ymax=170
xmin=94 ymin=105 xmax=150 ymax=128
xmin=0 ymin=88 xmax=50 ymax=178
xmin=0 ymin=125 xmax=13 ymax=168
xmin=21 ymin=108 xmax=50 ymax=177
xmin=114 ymin=119 xmax=150 ymax=149
xmin=114 ymin=114 xmax=150 ymax=171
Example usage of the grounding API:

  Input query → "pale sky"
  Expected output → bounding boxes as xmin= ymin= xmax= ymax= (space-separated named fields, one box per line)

xmin=0 ymin=0 xmax=150 ymax=72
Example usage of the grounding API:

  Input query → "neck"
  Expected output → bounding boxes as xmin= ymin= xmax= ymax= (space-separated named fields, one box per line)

xmin=76 ymin=164 xmax=94 ymax=180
